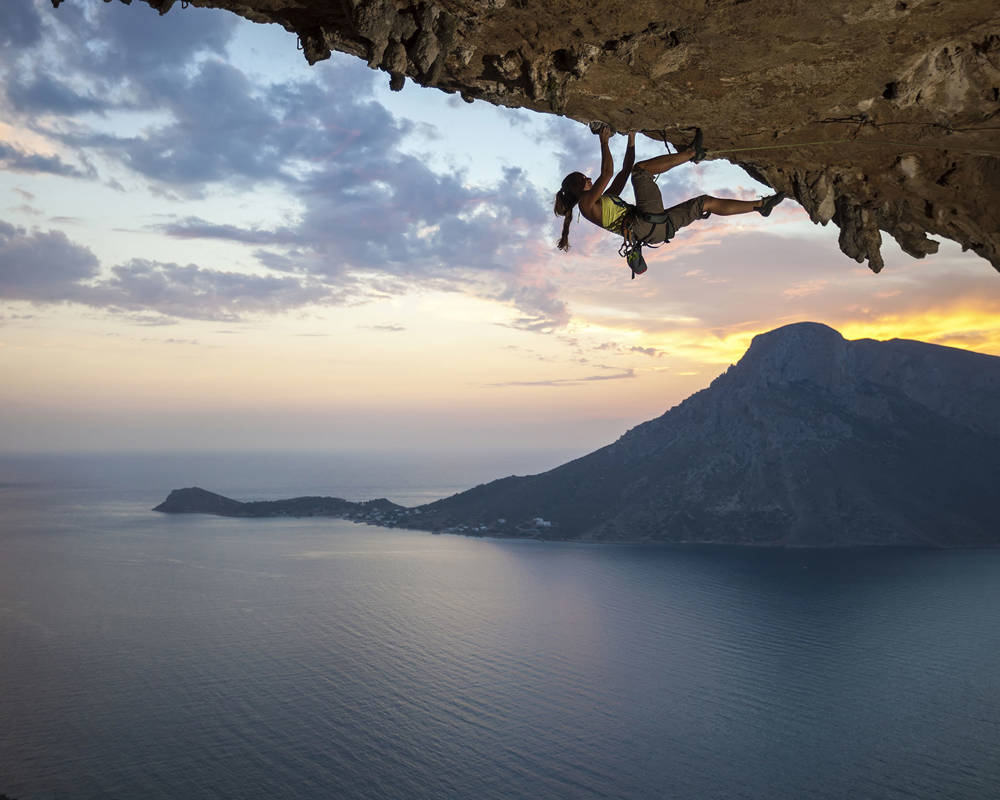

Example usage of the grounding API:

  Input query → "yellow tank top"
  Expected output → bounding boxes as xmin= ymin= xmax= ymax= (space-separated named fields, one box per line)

xmin=601 ymin=195 xmax=627 ymax=233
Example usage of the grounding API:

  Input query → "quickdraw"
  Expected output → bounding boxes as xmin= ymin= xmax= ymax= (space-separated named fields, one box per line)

xmin=606 ymin=194 xmax=675 ymax=279
xmin=618 ymin=224 xmax=650 ymax=279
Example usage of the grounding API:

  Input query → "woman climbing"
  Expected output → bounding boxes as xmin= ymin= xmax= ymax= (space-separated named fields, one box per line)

xmin=554 ymin=125 xmax=786 ymax=276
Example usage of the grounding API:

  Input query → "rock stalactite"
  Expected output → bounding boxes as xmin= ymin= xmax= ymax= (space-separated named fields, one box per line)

xmin=58 ymin=0 xmax=1000 ymax=273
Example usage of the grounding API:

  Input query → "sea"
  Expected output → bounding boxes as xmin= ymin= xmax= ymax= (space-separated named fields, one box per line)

xmin=1 ymin=452 xmax=998 ymax=800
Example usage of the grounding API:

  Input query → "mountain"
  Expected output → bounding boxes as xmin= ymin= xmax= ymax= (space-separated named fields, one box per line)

xmin=155 ymin=323 xmax=1000 ymax=547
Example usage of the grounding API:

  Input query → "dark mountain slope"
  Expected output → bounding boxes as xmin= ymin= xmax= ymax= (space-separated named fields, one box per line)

xmin=411 ymin=323 xmax=1000 ymax=546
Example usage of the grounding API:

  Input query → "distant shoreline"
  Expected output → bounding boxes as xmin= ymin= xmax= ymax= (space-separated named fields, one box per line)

xmin=153 ymin=486 xmax=997 ymax=550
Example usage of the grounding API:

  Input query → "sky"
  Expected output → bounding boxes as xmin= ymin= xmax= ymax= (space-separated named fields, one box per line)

xmin=1 ymin=0 xmax=998 ymax=460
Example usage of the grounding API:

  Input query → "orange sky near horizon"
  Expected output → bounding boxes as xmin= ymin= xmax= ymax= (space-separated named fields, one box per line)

xmin=2 ymin=247 xmax=996 ymax=455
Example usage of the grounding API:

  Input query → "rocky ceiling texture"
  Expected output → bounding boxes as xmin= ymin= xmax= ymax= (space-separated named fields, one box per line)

xmin=59 ymin=0 xmax=1000 ymax=273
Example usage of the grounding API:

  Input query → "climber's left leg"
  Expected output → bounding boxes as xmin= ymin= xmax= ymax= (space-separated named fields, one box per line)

xmin=703 ymin=192 xmax=786 ymax=216
xmin=633 ymin=150 xmax=694 ymax=176
xmin=702 ymin=196 xmax=760 ymax=215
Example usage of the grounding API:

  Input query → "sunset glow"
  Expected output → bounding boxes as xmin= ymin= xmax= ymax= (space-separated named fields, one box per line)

xmin=1 ymin=0 xmax=997 ymax=457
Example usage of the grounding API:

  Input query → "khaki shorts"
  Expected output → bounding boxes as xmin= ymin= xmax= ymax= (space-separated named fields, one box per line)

xmin=630 ymin=166 xmax=710 ymax=244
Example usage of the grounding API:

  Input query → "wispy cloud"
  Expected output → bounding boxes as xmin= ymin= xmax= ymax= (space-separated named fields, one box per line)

xmin=487 ymin=369 xmax=636 ymax=387
xmin=363 ymin=324 xmax=407 ymax=332
xmin=0 ymin=142 xmax=93 ymax=178
xmin=0 ymin=220 xmax=346 ymax=321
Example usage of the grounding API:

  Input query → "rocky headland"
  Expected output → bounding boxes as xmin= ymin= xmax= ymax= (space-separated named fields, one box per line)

xmin=154 ymin=487 xmax=404 ymax=520
xmin=62 ymin=0 xmax=1000 ymax=274
xmin=155 ymin=322 xmax=1000 ymax=547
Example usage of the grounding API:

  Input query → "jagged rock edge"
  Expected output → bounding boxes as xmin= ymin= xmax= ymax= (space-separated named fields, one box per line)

xmin=62 ymin=0 xmax=1000 ymax=274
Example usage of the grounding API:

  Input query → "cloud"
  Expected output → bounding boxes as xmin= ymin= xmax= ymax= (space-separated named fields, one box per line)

xmin=26 ymin=0 xmax=237 ymax=74
xmin=496 ymin=279 xmax=569 ymax=332
xmin=547 ymin=116 xmax=598 ymax=178
xmin=0 ymin=2 xmax=574 ymax=328
xmin=0 ymin=220 xmax=347 ymax=321
xmin=2 ymin=3 xmax=244 ymax=162
xmin=6 ymin=73 xmax=108 ymax=115
xmin=2 ymin=2 xmax=239 ymax=125
xmin=0 ymin=312 xmax=36 ymax=323
xmin=142 ymin=337 xmax=200 ymax=345
xmin=91 ymin=62 xmax=313 ymax=187
xmin=0 ymin=220 xmax=100 ymax=300
xmin=80 ymin=259 xmax=344 ymax=321
xmin=487 ymin=369 xmax=636 ymax=387
xmin=0 ymin=142 xmax=92 ymax=178
xmin=157 ymin=113 xmax=565 ymax=324
xmin=162 ymin=216 xmax=291 ymax=245
xmin=0 ymin=1 xmax=42 ymax=48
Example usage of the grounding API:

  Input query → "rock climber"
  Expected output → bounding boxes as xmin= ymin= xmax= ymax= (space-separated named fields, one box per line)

xmin=553 ymin=125 xmax=786 ymax=276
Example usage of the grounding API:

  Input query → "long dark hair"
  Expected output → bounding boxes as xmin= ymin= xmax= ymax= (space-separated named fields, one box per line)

xmin=554 ymin=172 xmax=586 ymax=251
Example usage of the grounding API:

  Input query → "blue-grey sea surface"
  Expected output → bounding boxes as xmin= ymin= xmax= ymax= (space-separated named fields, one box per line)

xmin=1 ymin=453 xmax=999 ymax=800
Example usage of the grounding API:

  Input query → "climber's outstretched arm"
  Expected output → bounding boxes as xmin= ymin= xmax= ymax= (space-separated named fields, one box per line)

xmin=578 ymin=126 xmax=615 ymax=221
xmin=606 ymin=131 xmax=636 ymax=197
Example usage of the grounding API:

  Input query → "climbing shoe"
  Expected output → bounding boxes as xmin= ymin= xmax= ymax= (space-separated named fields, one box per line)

xmin=688 ymin=127 xmax=707 ymax=163
xmin=757 ymin=192 xmax=786 ymax=217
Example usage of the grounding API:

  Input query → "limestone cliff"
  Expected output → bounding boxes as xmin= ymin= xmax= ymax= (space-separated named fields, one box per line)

xmin=63 ymin=0 xmax=1000 ymax=273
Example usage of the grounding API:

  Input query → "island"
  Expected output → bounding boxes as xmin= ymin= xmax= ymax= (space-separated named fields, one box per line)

xmin=156 ymin=323 xmax=1000 ymax=548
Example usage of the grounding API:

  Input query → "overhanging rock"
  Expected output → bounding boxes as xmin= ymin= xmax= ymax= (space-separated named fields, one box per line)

xmin=55 ymin=0 xmax=1000 ymax=273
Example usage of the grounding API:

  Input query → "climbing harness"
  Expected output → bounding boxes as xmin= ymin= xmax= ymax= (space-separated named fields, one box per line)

xmin=606 ymin=194 xmax=676 ymax=279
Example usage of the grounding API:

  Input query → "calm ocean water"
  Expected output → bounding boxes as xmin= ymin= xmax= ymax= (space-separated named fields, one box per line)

xmin=1 ymin=453 xmax=999 ymax=800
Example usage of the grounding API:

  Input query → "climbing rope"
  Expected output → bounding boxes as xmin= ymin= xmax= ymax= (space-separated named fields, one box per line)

xmin=711 ymin=139 xmax=855 ymax=154
xmin=710 ymin=139 xmax=1000 ymax=158
xmin=597 ymin=118 xmax=999 ymax=158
